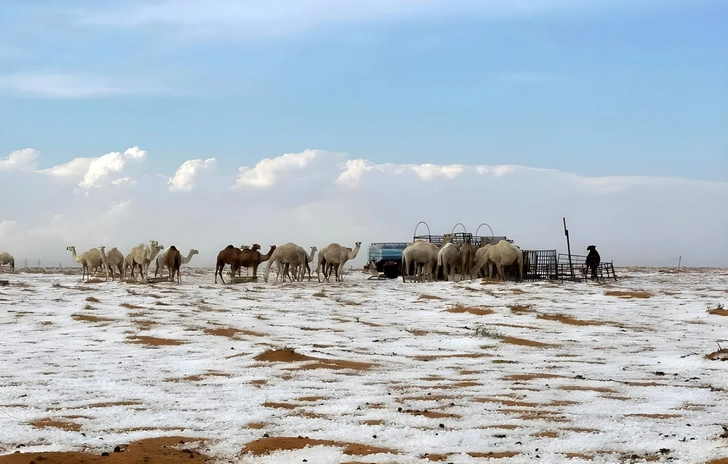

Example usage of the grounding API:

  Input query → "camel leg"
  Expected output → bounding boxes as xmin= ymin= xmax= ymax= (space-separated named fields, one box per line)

xmin=496 ymin=263 xmax=505 ymax=281
xmin=217 ymin=264 xmax=226 ymax=284
xmin=471 ymin=258 xmax=483 ymax=278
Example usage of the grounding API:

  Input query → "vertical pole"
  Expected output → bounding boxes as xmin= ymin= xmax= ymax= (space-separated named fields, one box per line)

xmin=677 ymin=256 xmax=681 ymax=274
xmin=563 ymin=217 xmax=575 ymax=281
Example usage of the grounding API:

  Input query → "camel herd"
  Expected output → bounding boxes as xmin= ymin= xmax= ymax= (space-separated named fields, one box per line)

xmin=62 ymin=242 xmax=198 ymax=283
xmin=1 ymin=236 xmax=522 ymax=284
xmin=215 ymin=241 xmax=362 ymax=284
xmin=1 ymin=240 xmax=362 ymax=284
xmin=402 ymin=235 xmax=524 ymax=282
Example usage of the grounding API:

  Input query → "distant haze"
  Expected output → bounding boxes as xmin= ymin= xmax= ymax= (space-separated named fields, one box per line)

xmin=1 ymin=148 xmax=726 ymax=269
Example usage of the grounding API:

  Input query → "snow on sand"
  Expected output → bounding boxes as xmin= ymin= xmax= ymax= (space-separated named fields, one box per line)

xmin=0 ymin=267 xmax=727 ymax=463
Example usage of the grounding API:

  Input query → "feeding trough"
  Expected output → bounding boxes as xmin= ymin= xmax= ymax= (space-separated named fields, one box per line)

xmin=231 ymin=276 xmax=258 ymax=284
xmin=0 ymin=280 xmax=9 ymax=286
xmin=145 ymin=276 xmax=170 ymax=284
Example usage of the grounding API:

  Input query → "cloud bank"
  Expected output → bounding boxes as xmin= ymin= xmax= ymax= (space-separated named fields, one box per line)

xmin=1 ymin=147 xmax=726 ymax=269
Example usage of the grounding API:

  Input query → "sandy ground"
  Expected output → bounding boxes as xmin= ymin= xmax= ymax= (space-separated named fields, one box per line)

xmin=0 ymin=266 xmax=727 ymax=463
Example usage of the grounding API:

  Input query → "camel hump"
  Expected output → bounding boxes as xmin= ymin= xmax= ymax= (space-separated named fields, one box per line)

xmin=226 ymin=245 xmax=235 ymax=249
xmin=169 ymin=245 xmax=178 ymax=251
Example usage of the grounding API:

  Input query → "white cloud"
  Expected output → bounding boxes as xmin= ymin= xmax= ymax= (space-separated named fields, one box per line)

xmin=14 ymin=147 xmax=148 ymax=192
xmin=411 ymin=163 xmax=464 ymax=181
xmin=112 ymin=177 xmax=137 ymax=186
xmin=168 ymin=158 xmax=216 ymax=192
xmin=0 ymin=73 xmax=169 ymax=98
xmin=124 ymin=147 xmax=148 ymax=159
xmin=234 ymin=149 xmax=341 ymax=189
xmin=78 ymin=152 xmax=126 ymax=189
xmin=0 ymin=148 xmax=39 ymax=172
xmin=39 ymin=157 xmax=96 ymax=178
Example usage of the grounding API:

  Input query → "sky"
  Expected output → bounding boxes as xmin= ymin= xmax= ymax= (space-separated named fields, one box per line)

xmin=0 ymin=0 xmax=726 ymax=268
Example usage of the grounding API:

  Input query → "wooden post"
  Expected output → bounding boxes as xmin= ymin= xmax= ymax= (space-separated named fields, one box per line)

xmin=677 ymin=256 xmax=681 ymax=274
xmin=563 ymin=217 xmax=575 ymax=281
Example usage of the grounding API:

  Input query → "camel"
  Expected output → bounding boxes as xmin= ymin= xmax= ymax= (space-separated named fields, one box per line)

xmin=98 ymin=246 xmax=111 ymax=280
xmin=123 ymin=253 xmax=138 ymax=280
xmin=215 ymin=245 xmax=241 ymax=284
xmin=437 ymin=242 xmax=460 ymax=281
xmin=125 ymin=241 xmax=164 ymax=282
xmin=155 ymin=249 xmax=199 ymax=277
xmin=236 ymin=245 xmax=276 ymax=278
xmin=66 ymin=246 xmax=103 ymax=281
xmin=264 ymin=242 xmax=306 ymax=283
xmin=459 ymin=240 xmax=474 ymax=281
xmin=402 ymin=234 xmax=452 ymax=282
xmin=102 ymin=247 xmax=125 ymax=281
xmin=235 ymin=244 xmax=260 ymax=276
xmin=316 ymin=242 xmax=361 ymax=282
xmin=471 ymin=244 xmax=493 ymax=278
xmin=0 ymin=252 xmax=14 ymax=272
xmin=471 ymin=240 xmax=523 ymax=282
xmin=402 ymin=241 xmax=438 ymax=282
xmin=298 ymin=246 xmax=318 ymax=281
xmin=165 ymin=245 xmax=182 ymax=283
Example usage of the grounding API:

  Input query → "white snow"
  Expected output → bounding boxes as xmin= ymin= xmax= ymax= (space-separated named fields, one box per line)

xmin=0 ymin=267 xmax=727 ymax=463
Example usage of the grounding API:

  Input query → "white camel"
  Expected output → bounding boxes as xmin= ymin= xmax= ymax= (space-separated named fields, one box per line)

xmin=402 ymin=234 xmax=452 ymax=282
xmin=296 ymin=246 xmax=317 ymax=282
xmin=98 ymin=246 xmax=111 ymax=281
xmin=101 ymin=247 xmax=125 ymax=281
xmin=264 ymin=242 xmax=306 ymax=283
xmin=125 ymin=241 xmax=164 ymax=281
xmin=471 ymin=240 xmax=523 ymax=282
xmin=402 ymin=241 xmax=438 ymax=282
xmin=0 ymin=252 xmax=14 ymax=272
xmin=155 ymin=249 xmax=198 ymax=277
xmin=317 ymin=242 xmax=361 ymax=282
xmin=437 ymin=242 xmax=460 ymax=281
xmin=471 ymin=244 xmax=493 ymax=278
xmin=66 ymin=246 xmax=103 ymax=281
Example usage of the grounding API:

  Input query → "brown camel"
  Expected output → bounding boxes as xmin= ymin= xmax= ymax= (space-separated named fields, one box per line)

xmin=165 ymin=245 xmax=182 ymax=283
xmin=235 ymin=244 xmax=260 ymax=276
xmin=236 ymin=245 xmax=276 ymax=278
xmin=459 ymin=240 xmax=474 ymax=281
xmin=215 ymin=245 xmax=241 ymax=283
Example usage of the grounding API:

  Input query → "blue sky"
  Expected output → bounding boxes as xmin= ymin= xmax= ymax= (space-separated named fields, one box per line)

xmin=1 ymin=1 xmax=727 ymax=267
xmin=1 ymin=0 xmax=726 ymax=178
